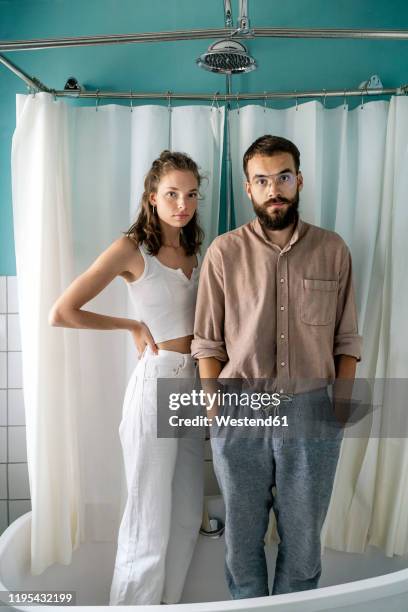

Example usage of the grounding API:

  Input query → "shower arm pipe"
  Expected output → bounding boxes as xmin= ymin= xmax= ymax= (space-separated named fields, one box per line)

xmin=2 ymin=27 xmax=408 ymax=51
xmin=225 ymin=73 xmax=232 ymax=232
xmin=224 ymin=0 xmax=232 ymax=27
xmin=238 ymin=1 xmax=250 ymax=32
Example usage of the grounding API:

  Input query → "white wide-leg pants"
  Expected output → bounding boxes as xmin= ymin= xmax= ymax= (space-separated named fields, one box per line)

xmin=109 ymin=346 xmax=204 ymax=605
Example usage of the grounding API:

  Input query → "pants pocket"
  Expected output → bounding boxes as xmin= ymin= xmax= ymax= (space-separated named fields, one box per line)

xmin=141 ymin=377 xmax=158 ymax=416
xmin=119 ymin=368 xmax=140 ymax=432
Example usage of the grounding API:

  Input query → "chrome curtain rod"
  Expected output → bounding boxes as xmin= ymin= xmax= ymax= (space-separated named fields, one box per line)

xmin=0 ymin=54 xmax=51 ymax=91
xmin=51 ymin=87 xmax=406 ymax=100
xmin=1 ymin=54 xmax=407 ymax=99
xmin=2 ymin=27 xmax=408 ymax=52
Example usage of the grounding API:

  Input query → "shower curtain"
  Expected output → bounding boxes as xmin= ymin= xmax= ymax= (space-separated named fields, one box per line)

xmin=229 ymin=97 xmax=408 ymax=557
xmin=11 ymin=92 xmax=224 ymax=574
xmin=11 ymin=90 xmax=408 ymax=575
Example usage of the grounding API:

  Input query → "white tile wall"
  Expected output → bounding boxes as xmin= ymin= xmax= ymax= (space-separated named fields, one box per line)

xmin=0 ymin=390 xmax=6 ymax=426
xmin=0 ymin=315 xmax=6 ymax=351
xmin=8 ymin=427 xmax=27 ymax=463
xmin=7 ymin=277 xmax=19 ymax=313
xmin=8 ymin=351 xmax=23 ymax=389
xmin=8 ymin=389 xmax=25 ymax=426
xmin=0 ymin=276 xmax=30 ymax=536
xmin=9 ymin=500 xmax=31 ymax=523
xmin=0 ymin=427 xmax=6 ymax=463
xmin=7 ymin=314 xmax=21 ymax=351
xmin=8 ymin=463 xmax=30 ymax=499
xmin=0 ymin=278 xmax=6 ymax=314
xmin=0 ymin=464 xmax=7 ymax=499
xmin=0 ymin=501 xmax=7 ymax=534
xmin=0 ymin=352 xmax=6 ymax=389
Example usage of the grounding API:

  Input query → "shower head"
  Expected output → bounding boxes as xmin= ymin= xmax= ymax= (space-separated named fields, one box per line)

xmin=196 ymin=38 xmax=257 ymax=74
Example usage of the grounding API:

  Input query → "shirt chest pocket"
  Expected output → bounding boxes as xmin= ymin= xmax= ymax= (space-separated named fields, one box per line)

xmin=300 ymin=278 xmax=338 ymax=326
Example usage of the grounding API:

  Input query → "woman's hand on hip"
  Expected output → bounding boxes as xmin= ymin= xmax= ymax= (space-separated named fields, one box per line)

xmin=129 ymin=321 xmax=158 ymax=356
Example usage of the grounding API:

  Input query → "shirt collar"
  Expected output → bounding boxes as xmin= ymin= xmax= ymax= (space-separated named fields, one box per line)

xmin=251 ymin=216 xmax=306 ymax=251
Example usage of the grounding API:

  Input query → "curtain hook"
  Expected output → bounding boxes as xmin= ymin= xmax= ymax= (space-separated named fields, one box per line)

xmin=264 ymin=91 xmax=267 ymax=112
xmin=167 ymin=90 xmax=172 ymax=113
xmin=322 ymin=89 xmax=327 ymax=108
xmin=130 ymin=89 xmax=133 ymax=112
xmin=236 ymin=93 xmax=240 ymax=114
xmin=215 ymin=91 xmax=220 ymax=112
xmin=95 ymin=89 xmax=100 ymax=112
xmin=31 ymin=86 xmax=36 ymax=99
xmin=343 ymin=89 xmax=347 ymax=110
xmin=295 ymin=90 xmax=298 ymax=111
xmin=361 ymin=88 xmax=365 ymax=110
xmin=53 ymin=89 xmax=57 ymax=102
xmin=211 ymin=91 xmax=220 ymax=112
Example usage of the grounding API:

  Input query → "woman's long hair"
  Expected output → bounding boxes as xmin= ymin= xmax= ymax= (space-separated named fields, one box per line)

xmin=123 ymin=150 xmax=205 ymax=256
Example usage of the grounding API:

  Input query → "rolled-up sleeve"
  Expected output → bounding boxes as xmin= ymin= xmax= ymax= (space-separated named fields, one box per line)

xmin=191 ymin=242 xmax=229 ymax=362
xmin=333 ymin=244 xmax=362 ymax=361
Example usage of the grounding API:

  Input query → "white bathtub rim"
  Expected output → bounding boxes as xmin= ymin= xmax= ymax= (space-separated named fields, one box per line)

xmin=1 ymin=511 xmax=408 ymax=611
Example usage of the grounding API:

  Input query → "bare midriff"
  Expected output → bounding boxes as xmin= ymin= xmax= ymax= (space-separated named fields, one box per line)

xmin=156 ymin=334 xmax=194 ymax=354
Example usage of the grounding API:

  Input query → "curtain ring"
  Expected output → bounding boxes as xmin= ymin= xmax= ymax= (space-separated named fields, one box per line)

xmin=236 ymin=93 xmax=240 ymax=114
xmin=130 ymin=89 xmax=133 ymax=113
xmin=167 ymin=90 xmax=172 ymax=113
xmin=95 ymin=89 xmax=100 ymax=112
xmin=211 ymin=91 xmax=220 ymax=112
xmin=264 ymin=91 xmax=267 ymax=112
xmin=295 ymin=90 xmax=298 ymax=111
xmin=343 ymin=89 xmax=347 ymax=110
xmin=323 ymin=89 xmax=327 ymax=108
xmin=361 ymin=89 xmax=365 ymax=110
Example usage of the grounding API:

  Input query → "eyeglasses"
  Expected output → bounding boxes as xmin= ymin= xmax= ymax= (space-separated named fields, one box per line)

xmin=250 ymin=171 xmax=298 ymax=191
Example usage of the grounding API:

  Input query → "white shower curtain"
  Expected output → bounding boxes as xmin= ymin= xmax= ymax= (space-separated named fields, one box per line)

xmin=230 ymin=97 xmax=408 ymax=557
xmin=11 ymin=92 xmax=224 ymax=574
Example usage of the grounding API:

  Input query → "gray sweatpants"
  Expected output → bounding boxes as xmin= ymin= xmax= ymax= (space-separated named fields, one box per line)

xmin=210 ymin=386 xmax=343 ymax=599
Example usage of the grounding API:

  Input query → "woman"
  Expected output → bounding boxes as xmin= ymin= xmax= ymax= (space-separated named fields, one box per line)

xmin=49 ymin=150 xmax=205 ymax=605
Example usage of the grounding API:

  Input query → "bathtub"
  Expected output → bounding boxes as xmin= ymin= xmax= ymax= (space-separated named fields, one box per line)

xmin=1 ymin=496 xmax=408 ymax=612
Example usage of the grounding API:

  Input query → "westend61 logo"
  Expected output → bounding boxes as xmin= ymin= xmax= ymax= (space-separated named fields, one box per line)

xmin=168 ymin=412 xmax=287 ymax=428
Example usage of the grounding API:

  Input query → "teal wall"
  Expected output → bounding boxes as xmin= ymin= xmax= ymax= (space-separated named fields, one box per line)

xmin=1 ymin=0 xmax=408 ymax=274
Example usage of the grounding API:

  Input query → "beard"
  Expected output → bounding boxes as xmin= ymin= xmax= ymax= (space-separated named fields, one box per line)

xmin=252 ymin=189 xmax=300 ymax=230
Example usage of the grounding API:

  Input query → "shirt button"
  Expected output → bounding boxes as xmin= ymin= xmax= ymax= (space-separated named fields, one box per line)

xmin=280 ymin=278 xmax=285 ymax=283
xmin=280 ymin=334 xmax=285 ymax=339
xmin=281 ymin=361 xmax=286 ymax=367
xmin=280 ymin=306 xmax=285 ymax=311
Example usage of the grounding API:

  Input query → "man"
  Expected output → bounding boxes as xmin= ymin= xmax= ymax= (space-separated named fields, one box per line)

xmin=191 ymin=135 xmax=362 ymax=598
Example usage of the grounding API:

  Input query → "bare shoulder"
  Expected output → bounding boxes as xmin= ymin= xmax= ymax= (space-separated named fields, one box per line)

xmin=48 ymin=236 xmax=144 ymax=314
xmin=113 ymin=235 xmax=144 ymax=282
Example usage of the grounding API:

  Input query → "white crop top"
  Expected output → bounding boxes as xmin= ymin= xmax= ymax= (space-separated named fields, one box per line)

xmin=125 ymin=242 xmax=201 ymax=344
